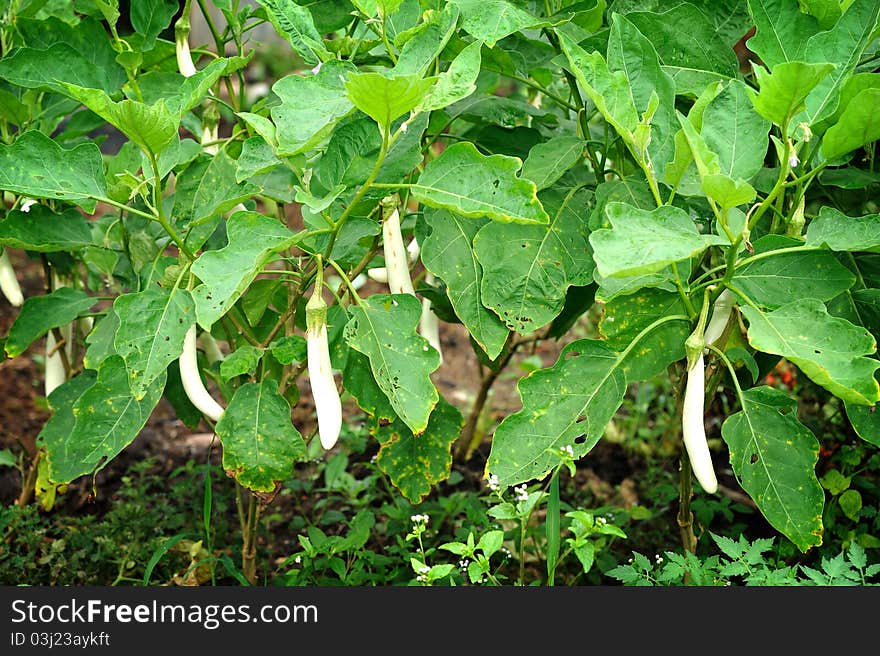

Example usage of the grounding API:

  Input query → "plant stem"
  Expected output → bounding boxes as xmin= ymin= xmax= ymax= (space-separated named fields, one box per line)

xmin=16 ymin=451 xmax=39 ymax=507
xmin=677 ymin=452 xmax=698 ymax=555
xmin=241 ymin=492 xmax=261 ymax=584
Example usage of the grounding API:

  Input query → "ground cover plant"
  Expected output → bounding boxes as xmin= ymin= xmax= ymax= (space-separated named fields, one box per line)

xmin=1 ymin=0 xmax=879 ymax=586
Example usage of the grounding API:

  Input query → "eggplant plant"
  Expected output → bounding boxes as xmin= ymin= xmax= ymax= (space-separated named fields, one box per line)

xmin=0 ymin=0 xmax=878 ymax=581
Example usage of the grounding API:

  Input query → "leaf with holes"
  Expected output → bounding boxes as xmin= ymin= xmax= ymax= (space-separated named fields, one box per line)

xmin=44 ymin=356 xmax=164 ymax=484
xmin=420 ymin=209 xmax=509 ymax=359
xmin=215 ymin=379 xmax=306 ymax=493
xmin=741 ymin=298 xmax=880 ymax=405
xmin=191 ymin=212 xmax=300 ymax=329
xmin=721 ymin=385 xmax=824 ymax=552
xmin=112 ymin=287 xmax=195 ymax=399
xmin=344 ymin=294 xmax=441 ymax=435
xmin=487 ymin=340 xmax=628 ymax=487
xmin=373 ymin=397 xmax=463 ymax=503
xmin=412 ymin=142 xmax=548 ymax=225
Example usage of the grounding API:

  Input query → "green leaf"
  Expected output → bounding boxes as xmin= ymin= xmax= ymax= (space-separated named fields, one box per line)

xmin=844 ymin=401 xmax=880 ymax=447
xmin=741 ymin=298 xmax=880 ymax=405
xmin=344 ymin=72 xmax=435 ymax=131
xmin=806 ymin=207 xmax=880 ymax=252
xmin=625 ymin=4 xmax=739 ymax=96
xmin=172 ymin=152 xmax=261 ymax=250
xmin=448 ymin=0 xmax=547 ymax=47
xmin=798 ymin=0 xmax=880 ymax=127
xmin=821 ymin=89 xmax=880 ymax=162
xmin=45 ymin=356 xmax=164 ymax=484
xmin=215 ymin=380 xmax=306 ymax=493
xmin=599 ymin=289 xmax=690 ymax=381
xmin=5 ymin=288 xmax=96 ymax=357
xmin=487 ymin=340 xmax=629 ymax=487
xmin=0 ymin=204 xmax=92 ymax=252
xmin=590 ymin=202 xmax=725 ymax=278
xmin=0 ymin=43 xmax=121 ymax=95
xmin=721 ymin=385 xmax=824 ymax=552
xmin=37 ymin=371 xmax=97 ymax=466
xmin=701 ymin=81 xmax=771 ymax=181
xmin=421 ymin=209 xmax=509 ymax=359
xmin=256 ymin=0 xmax=331 ymax=64
xmin=269 ymin=335 xmax=307 ymax=366
xmin=701 ymin=174 xmax=756 ymax=209
xmin=131 ymin=0 xmax=177 ymax=50
xmin=557 ymin=31 xmax=638 ymax=146
xmin=732 ymin=248 xmax=855 ymax=309
xmin=838 ymin=489 xmax=862 ymax=521
xmin=418 ymin=40 xmax=482 ymax=112
xmin=59 ymin=83 xmax=177 ymax=155
xmin=271 ymin=62 xmax=355 ymax=156
xmin=191 ymin=212 xmax=299 ymax=329
xmin=343 ymin=349 xmax=398 ymax=421
xmin=606 ymin=13 xmax=677 ymax=172
xmin=412 ymin=142 xmax=548 ymax=224
xmin=0 ymin=131 xmax=105 ymax=212
xmin=546 ymin=471 xmax=561 ymax=579
xmin=746 ymin=0 xmax=820 ymax=68
xmin=0 ymin=448 xmax=15 ymax=467
xmin=374 ymin=396 xmax=463 ymax=503
xmin=112 ymin=287 xmax=195 ymax=399
xmin=749 ymin=61 xmax=835 ymax=128
xmin=344 ymin=294 xmax=441 ymax=434
xmin=475 ymin=187 xmax=593 ymax=333
xmin=392 ymin=4 xmax=459 ymax=77
xmin=521 ymin=137 xmax=585 ymax=191
xmin=84 ymin=312 xmax=119 ymax=371
xmin=219 ymin=345 xmax=263 ymax=381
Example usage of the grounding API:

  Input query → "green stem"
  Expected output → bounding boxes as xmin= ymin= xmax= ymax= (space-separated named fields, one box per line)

xmin=147 ymin=154 xmax=195 ymax=260
xmin=326 ymin=259 xmax=363 ymax=306
xmin=670 ymin=262 xmax=697 ymax=318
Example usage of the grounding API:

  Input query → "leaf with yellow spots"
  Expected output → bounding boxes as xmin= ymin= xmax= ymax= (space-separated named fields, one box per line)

xmin=741 ymin=298 xmax=880 ymax=405
xmin=215 ymin=380 xmax=306 ymax=493
xmin=372 ymin=396 xmax=463 ymax=503
xmin=721 ymin=386 xmax=824 ymax=552
xmin=843 ymin=400 xmax=880 ymax=448
xmin=344 ymin=294 xmax=441 ymax=435
xmin=599 ymin=289 xmax=690 ymax=381
xmin=487 ymin=339 xmax=628 ymax=487
xmin=5 ymin=287 xmax=97 ymax=357
xmin=113 ymin=286 xmax=195 ymax=400
xmin=43 ymin=356 xmax=163 ymax=484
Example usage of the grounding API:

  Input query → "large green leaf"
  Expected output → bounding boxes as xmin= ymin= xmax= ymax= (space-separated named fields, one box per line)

xmin=599 ymin=289 xmax=690 ymax=381
xmin=392 ymin=4 xmax=459 ymax=77
xmin=520 ymin=137 xmax=586 ymax=191
xmin=805 ymin=207 xmax=880 ymax=252
xmin=343 ymin=350 xmax=397 ymax=422
xmin=746 ymin=0 xmax=819 ymax=68
xmin=749 ymin=61 xmax=835 ymax=128
xmin=418 ymin=40 xmax=482 ymax=113
xmin=701 ymin=81 xmax=771 ymax=181
xmin=131 ymin=0 xmax=177 ymax=50
xmin=36 ymin=371 xmax=97 ymax=454
xmin=271 ymin=62 xmax=354 ymax=156
xmin=172 ymin=152 xmax=261 ymax=250
xmin=191 ymin=211 xmax=299 ymax=329
xmin=732 ymin=249 xmax=855 ymax=309
xmin=0 ymin=131 xmax=105 ymax=212
xmin=475 ymin=187 xmax=593 ymax=333
xmin=44 ymin=356 xmax=164 ymax=484
xmin=412 ymin=142 xmax=548 ymax=224
xmin=721 ymin=386 xmax=824 ymax=552
xmin=420 ymin=209 xmax=510 ymax=359
xmin=374 ymin=396 xmax=463 ymax=503
xmin=344 ymin=294 xmax=441 ymax=434
xmin=257 ymin=0 xmax=332 ymax=65
xmin=590 ymin=202 xmax=725 ymax=278
xmin=821 ymin=89 xmax=880 ymax=162
xmin=606 ymin=13 xmax=677 ymax=172
xmin=798 ymin=0 xmax=880 ymax=127
xmin=112 ymin=287 xmax=195 ymax=400
xmin=0 ymin=43 xmax=120 ymax=95
xmin=0 ymin=204 xmax=92 ymax=252
xmin=5 ymin=288 xmax=97 ymax=357
xmin=741 ymin=298 xmax=880 ymax=405
xmin=448 ymin=0 xmax=547 ymax=47
xmin=215 ymin=379 xmax=306 ymax=493
xmin=624 ymin=4 xmax=739 ymax=96
xmin=487 ymin=340 xmax=628 ymax=487
xmin=344 ymin=72 xmax=436 ymax=131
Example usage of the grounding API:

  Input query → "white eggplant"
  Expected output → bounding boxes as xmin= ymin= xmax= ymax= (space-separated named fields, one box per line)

xmin=682 ymin=353 xmax=718 ymax=494
xmin=419 ymin=272 xmax=442 ymax=363
xmin=702 ymin=289 xmax=735 ymax=350
xmin=306 ymin=278 xmax=342 ymax=450
xmin=0 ymin=250 xmax=23 ymax=307
xmin=179 ymin=325 xmax=225 ymax=422
xmin=175 ymin=34 xmax=197 ymax=78
xmin=382 ymin=207 xmax=415 ymax=296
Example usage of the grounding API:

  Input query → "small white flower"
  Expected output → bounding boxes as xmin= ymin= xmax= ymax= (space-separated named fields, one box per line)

xmin=400 ymin=121 xmax=408 ymax=133
xmin=486 ymin=473 xmax=500 ymax=492
xmin=788 ymin=152 xmax=799 ymax=168
xmin=514 ymin=484 xmax=529 ymax=502
xmin=294 ymin=555 xmax=302 ymax=564
xmin=311 ymin=62 xmax=322 ymax=75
